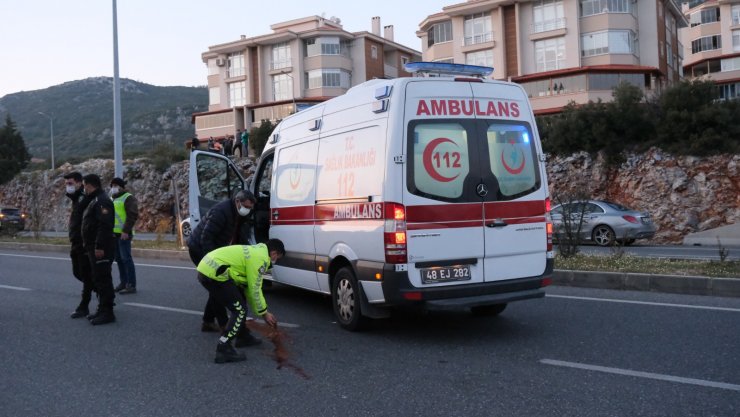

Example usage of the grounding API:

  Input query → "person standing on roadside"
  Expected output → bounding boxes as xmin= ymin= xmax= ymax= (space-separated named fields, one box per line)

xmin=197 ymin=239 xmax=284 ymax=363
xmin=81 ymin=174 xmax=116 ymax=325
xmin=187 ymin=190 xmax=261 ymax=347
xmin=63 ymin=172 xmax=95 ymax=319
xmin=110 ymin=177 xmax=139 ymax=294
xmin=240 ymin=129 xmax=249 ymax=157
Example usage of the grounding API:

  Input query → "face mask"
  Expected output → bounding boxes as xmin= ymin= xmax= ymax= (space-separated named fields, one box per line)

xmin=66 ymin=185 xmax=77 ymax=194
xmin=110 ymin=187 xmax=120 ymax=195
xmin=238 ymin=205 xmax=251 ymax=216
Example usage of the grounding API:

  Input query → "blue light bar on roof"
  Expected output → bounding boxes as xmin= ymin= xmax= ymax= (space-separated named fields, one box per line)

xmin=404 ymin=61 xmax=494 ymax=78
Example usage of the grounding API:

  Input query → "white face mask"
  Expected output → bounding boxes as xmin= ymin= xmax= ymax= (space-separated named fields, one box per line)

xmin=66 ymin=185 xmax=77 ymax=194
xmin=238 ymin=205 xmax=251 ymax=216
xmin=110 ymin=187 xmax=120 ymax=195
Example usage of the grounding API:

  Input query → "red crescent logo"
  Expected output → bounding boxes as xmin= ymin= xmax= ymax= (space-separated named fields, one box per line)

xmin=501 ymin=140 xmax=525 ymax=175
xmin=423 ymin=138 xmax=460 ymax=183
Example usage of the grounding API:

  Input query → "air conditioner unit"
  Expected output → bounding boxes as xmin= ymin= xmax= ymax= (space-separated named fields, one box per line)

xmin=216 ymin=58 xmax=226 ymax=67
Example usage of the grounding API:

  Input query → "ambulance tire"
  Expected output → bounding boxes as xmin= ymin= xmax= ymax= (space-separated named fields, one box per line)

xmin=471 ymin=303 xmax=507 ymax=317
xmin=332 ymin=267 xmax=366 ymax=331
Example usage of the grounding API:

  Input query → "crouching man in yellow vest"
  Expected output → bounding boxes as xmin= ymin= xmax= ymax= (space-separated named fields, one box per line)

xmin=196 ymin=239 xmax=285 ymax=364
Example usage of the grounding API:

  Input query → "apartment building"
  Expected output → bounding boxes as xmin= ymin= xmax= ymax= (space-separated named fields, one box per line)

xmin=680 ymin=0 xmax=740 ymax=100
xmin=193 ymin=15 xmax=421 ymax=141
xmin=418 ymin=0 xmax=687 ymax=114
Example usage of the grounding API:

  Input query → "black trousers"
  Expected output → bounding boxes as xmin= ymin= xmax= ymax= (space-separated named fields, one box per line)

xmin=71 ymin=246 xmax=94 ymax=307
xmin=197 ymin=273 xmax=247 ymax=342
xmin=189 ymin=246 xmax=229 ymax=326
xmin=87 ymin=248 xmax=115 ymax=311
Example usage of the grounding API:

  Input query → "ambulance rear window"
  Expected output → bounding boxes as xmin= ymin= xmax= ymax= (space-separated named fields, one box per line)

xmin=486 ymin=122 xmax=540 ymax=199
xmin=410 ymin=122 xmax=470 ymax=200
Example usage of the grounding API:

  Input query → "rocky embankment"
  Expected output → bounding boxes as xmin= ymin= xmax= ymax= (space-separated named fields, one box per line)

xmin=0 ymin=149 xmax=737 ymax=244
xmin=0 ymin=157 xmax=255 ymax=235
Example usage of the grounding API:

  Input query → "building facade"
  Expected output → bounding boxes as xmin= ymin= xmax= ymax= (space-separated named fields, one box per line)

xmin=680 ymin=0 xmax=740 ymax=100
xmin=418 ymin=0 xmax=687 ymax=114
xmin=194 ymin=16 xmax=421 ymax=141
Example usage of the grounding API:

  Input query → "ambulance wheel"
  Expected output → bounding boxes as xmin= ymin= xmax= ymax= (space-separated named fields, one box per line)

xmin=332 ymin=267 xmax=366 ymax=331
xmin=471 ymin=303 xmax=507 ymax=317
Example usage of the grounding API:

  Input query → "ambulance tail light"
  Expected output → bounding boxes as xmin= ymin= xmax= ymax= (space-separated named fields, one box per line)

xmin=545 ymin=198 xmax=554 ymax=258
xmin=384 ymin=202 xmax=407 ymax=264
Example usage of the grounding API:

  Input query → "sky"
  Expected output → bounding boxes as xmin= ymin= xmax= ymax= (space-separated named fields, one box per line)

xmin=0 ymin=0 xmax=454 ymax=98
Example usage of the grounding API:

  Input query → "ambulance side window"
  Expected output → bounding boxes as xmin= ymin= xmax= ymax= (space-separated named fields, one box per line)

xmin=275 ymin=141 xmax=318 ymax=207
xmin=196 ymin=153 xmax=243 ymax=201
xmin=485 ymin=122 xmax=540 ymax=200
xmin=408 ymin=122 xmax=471 ymax=201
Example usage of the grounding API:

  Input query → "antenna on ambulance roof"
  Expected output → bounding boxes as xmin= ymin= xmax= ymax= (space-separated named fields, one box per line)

xmin=404 ymin=61 xmax=494 ymax=79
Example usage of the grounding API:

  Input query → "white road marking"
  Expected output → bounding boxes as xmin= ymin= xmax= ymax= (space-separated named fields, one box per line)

xmin=123 ymin=302 xmax=300 ymax=328
xmin=0 ymin=252 xmax=194 ymax=270
xmin=0 ymin=284 xmax=32 ymax=291
xmin=546 ymin=294 xmax=740 ymax=313
xmin=540 ymin=359 xmax=740 ymax=392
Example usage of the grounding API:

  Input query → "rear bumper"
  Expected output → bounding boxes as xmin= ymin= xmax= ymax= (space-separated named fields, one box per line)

xmin=377 ymin=258 xmax=554 ymax=308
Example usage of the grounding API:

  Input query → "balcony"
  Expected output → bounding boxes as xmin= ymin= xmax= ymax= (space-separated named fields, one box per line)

xmin=531 ymin=17 xmax=567 ymax=34
xmin=463 ymin=31 xmax=494 ymax=46
xmin=271 ymin=59 xmax=292 ymax=71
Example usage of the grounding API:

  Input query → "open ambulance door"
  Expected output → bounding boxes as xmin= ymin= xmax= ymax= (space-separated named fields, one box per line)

xmin=187 ymin=150 xmax=246 ymax=233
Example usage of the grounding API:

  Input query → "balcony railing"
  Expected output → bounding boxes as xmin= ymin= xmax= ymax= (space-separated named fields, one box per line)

xmin=271 ymin=59 xmax=292 ymax=70
xmin=531 ymin=17 xmax=567 ymax=34
xmin=463 ymin=31 xmax=494 ymax=46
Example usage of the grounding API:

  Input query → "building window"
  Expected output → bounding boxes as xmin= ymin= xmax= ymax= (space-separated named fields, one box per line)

xmin=733 ymin=5 xmax=740 ymax=25
xmin=434 ymin=58 xmax=455 ymax=63
xmin=724 ymin=57 xmax=740 ymax=72
xmin=272 ymin=74 xmax=293 ymax=101
xmin=588 ymin=73 xmax=645 ymax=91
xmin=464 ymin=12 xmax=493 ymax=45
xmin=228 ymin=53 xmax=245 ymax=78
xmin=209 ymin=87 xmax=220 ymax=105
xmin=208 ymin=59 xmax=220 ymax=76
xmin=371 ymin=45 xmax=378 ymax=59
xmin=733 ymin=30 xmax=740 ymax=52
xmin=691 ymin=35 xmax=722 ymax=54
xmin=581 ymin=30 xmax=638 ymax=57
xmin=689 ymin=7 xmax=720 ymax=27
xmin=533 ymin=0 xmax=565 ymax=33
xmin=228 ymin=81 xmax=246 ymax=107
xmin=305 ymin=37 xmax=351 ymax=57
xmin=718 ymin=82 xmax=740 ymax=100
xmin=535 ymin=37 xmax=565 ymax=71
xmin=306 ymin=69 xmax=351 ymax=89
xmin=580 ymin=0 xmax=633 ymax=17
xmin=465 ymin=49 xmax=493 ymax=67
xmin=428 ymin=21 xmax=452 ymax=47
xmin=272 ymin=43 xmax=291 ymax=70
xmin=401 ymin=56 xmax=410 ymax=66
xmin=521 ymin=74 xmax=587 ymax=97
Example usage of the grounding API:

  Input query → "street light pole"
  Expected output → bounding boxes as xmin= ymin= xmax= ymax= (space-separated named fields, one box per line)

xmin=38 ymin=112 xmax=54 ymax=170
xmin=112 ymin=0 xmax=123 ymax=177
xmin=281 ymin=71 xmax=296 ymax=114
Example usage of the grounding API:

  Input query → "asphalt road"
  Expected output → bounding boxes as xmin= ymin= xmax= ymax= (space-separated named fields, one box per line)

xmin=559 ymin=243 xmax=740 ymax=262
xmin=1 ymin=248 xmax=739 ymax=417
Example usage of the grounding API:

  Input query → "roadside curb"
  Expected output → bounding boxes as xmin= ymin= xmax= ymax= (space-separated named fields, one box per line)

xmin=553 ymin=270 xmax=740 ymax=298
xmin=0 ymin=242 xmax=191 ymax=262
xmin=2 ymin=242 xmax=738 ymax=298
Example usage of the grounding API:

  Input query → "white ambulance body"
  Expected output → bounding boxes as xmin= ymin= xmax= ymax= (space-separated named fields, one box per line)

xmin=189 ymin=63 xmax=553 ymax=330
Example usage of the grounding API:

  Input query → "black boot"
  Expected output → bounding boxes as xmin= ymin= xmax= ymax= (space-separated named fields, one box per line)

xmin=214 ymin=342 xmax=246 ymax=364
xmin=70 ymin=306 xmax=89 ymax=319
xmin=90 ymin=310 xmax=116 ymax=325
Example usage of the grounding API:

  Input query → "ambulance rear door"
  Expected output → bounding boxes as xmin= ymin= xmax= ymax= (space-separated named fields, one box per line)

xmin=402 ymin=80 xmax=486 ymax=288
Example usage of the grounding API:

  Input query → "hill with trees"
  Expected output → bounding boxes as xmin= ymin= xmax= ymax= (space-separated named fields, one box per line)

xmin=0 ymin=78 xmax=207 ymax=167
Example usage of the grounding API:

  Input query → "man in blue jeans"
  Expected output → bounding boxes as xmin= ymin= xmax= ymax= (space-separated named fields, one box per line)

xmin=110 ymin=177 xmax=139 ymax=294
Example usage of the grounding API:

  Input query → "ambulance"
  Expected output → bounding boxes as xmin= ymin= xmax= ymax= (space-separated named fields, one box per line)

xmin=189 ymin=62 xmax=553 ymax=330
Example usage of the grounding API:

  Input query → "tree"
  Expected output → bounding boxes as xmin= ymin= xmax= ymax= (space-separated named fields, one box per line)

xmin=0 ymin=115 xmax=31 ymax=184
xmin=249 ymin=119 xmax=276 ymax=156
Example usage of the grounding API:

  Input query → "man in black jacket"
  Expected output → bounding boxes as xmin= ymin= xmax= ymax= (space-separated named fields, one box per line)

xmin=187 ymin=190 xmax=261 ymax=345
xmin=81 ymin=174 xmax=117 ymax=325
xmin=64 ymin=172 xmax=95 ymax=318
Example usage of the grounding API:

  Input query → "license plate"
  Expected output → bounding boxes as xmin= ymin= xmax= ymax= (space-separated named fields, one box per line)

xmin=420 ymin=265 xmax=471 ymax=284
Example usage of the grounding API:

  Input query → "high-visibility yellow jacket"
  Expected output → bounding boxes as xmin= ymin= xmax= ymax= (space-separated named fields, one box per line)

xmin=197 ymin=244 xmax=270 ymax=316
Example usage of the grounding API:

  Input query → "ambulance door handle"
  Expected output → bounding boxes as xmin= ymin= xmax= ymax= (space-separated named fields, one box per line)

xmin=272 ymin=210 xmax=279 ymax=220
xmin=486 ymin=219 xmax=507 ymax=228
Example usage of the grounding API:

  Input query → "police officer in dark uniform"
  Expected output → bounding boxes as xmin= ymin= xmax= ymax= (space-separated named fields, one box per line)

xmin=81 ymin=174 xmax=117 ymax=325
xmin=63 ymin=172 xmax=95 ymax=318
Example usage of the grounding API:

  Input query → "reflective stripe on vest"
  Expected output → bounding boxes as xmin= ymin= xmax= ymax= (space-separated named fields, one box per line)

xmin=113 ymin=193 xmax=132 ymax=234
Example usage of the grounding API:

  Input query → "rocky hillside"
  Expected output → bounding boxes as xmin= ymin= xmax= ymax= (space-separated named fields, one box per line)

xmin=0 ymin=78 xmax=206 ymax=163
xmin=0 ymin=157 xmax=255 ymax=235
xmin=0 ymin=149 xmax=737 ymax=243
